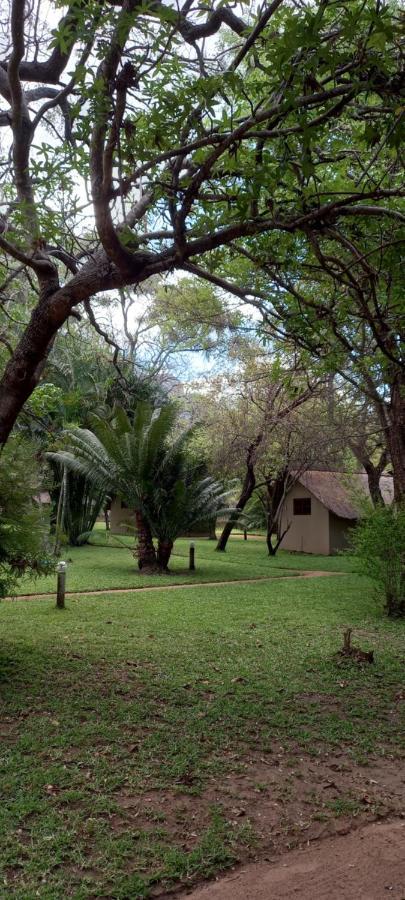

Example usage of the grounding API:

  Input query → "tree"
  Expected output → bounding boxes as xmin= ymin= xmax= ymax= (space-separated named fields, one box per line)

xmin=257 ymin=217 xmax=404 ymax=499
xmin=48 ymin=403 xmax=176 ymax=570
xmin=254 ymin=397 xmax=347 ymax=554
xmin=211 ymin=194 xmax=404 ymax=497
xmin=213 ymin=360 xmax=319 ymax=551
xmin=49 ymin=402 xmax=228 ymax=570
xmin=145 ymin=464 xmax=229 ymax=570
xmin=333 ymin=392 xmax=390 ymax=507
xmin=0 ymin=1 xmax=402 ymax=443
xmin=114 ymin=277 xmax=242 ymax=381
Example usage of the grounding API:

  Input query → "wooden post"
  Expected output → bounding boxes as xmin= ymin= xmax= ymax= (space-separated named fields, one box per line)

xmin=189 ymin=542 xmax=195 ymax=571
xmin=56 ymin=560 xmax=67 ymax=609
xmin=243 ymin=529 xmax=247 ymax=541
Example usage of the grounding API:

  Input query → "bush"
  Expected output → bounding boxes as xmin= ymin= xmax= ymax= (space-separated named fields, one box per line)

xmin=0 ymin=438 xmax=53 ymax=598
xmin=349 ymin=503 xmax=405 ymax=617
xmin=50 ymin=462 xmax=106 ymax=547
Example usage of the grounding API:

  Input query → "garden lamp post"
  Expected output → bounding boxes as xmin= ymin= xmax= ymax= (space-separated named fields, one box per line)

xmin=56 ymin=560 xmax=67 ymax=609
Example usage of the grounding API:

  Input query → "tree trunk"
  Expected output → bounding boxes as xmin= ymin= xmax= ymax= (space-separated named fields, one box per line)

xmin=364 ymin=460 xmax=386 ymax=506
xmin=266 ymin=530 xmax=277 ymax=556
xmin=350 ymin=433 xmax=387 ymax=507
xmin=0 ymin=249 xmax=155 ymax=446
xmin=216 ymin=434 xmax=263 ymax=552
xmin=135 ymin=510 xmax=156 ymax=570
xmin=265 ymin=469 xmax=289 ymax=556
xmin=157 ymin=539 xmax=173 ymax=571
xmin=0 ymin=282 xmax=68 ymax=445
xmin=386 ymin=590 xmax=405 ymax=619
xmin=386 ymin=378 xmax=405 ymax=502
xmin=208 ymin=518 xmax=217 ymax=540
xmin=374 ymin=375 xmax=405 ymax=504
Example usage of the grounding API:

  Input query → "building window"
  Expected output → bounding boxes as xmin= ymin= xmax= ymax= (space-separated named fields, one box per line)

xmin=293 ymin=497 xmax=311 ymax=516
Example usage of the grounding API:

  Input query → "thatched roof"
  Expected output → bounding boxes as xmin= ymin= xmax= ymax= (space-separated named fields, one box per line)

xmin=298 ymin=471 xmax=394 ymax=520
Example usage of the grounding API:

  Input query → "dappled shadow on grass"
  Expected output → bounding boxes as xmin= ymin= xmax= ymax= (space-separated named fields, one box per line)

xmin=1 ymin=636 xmax=404 ymax=898
xmin=1 ymin=576 xmax=404 ymax=898
xmin=1 ymin=625 xmax=403 ymax=776
xmin=0 ymin=650 xmax=20 ymax=684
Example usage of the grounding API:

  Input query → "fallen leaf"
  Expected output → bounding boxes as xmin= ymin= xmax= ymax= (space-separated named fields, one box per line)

xmin=45 ymin=784 xmax=59 ymax=795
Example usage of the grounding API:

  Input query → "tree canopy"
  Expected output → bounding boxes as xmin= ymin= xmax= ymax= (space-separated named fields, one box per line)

xmin=0 ymin=0 xmax=403 ymax=454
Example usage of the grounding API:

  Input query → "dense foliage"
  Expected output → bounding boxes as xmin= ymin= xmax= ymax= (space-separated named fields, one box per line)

xmin=349 ymin=503 xmax=405 ymax=618
xmin=53 ymin=466 xmax=107 ymax=547
xmin=49 ymin=403 xmax=229 ymax=570
xmin=0 ymin=0 xmax=403 ymax=474
xmin=0 ymin=439 xmax=52 ymax=597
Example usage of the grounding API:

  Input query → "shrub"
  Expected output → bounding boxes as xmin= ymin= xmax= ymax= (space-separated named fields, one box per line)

xmin=349 ymin=503 xmax=405 ymax=617
xmin=0 ymin=439 xmax=53 ymax=598
xmin=51 ymin=463 xmax=106 ymax=547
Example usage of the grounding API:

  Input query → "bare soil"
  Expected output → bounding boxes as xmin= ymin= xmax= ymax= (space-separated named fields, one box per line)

xmin=108 ymin=748 xmax=404 ymax=897
xmin=178 ymin=820 xmax=405 ymax=899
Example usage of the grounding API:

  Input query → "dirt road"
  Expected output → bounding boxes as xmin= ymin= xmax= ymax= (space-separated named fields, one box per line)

xmin=181 ymin=820 xmax=405 ymax=900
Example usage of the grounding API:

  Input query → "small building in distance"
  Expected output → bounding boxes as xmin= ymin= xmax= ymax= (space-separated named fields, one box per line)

xmin=279 ymin=470 xmax=393 ymax=556
xmin=109 ymin=498 xmax=136 ymax=535
xmin=109 ymin=497 xmax=214 ymax=538
xmin=33 ymin=491 xmax=51 ymax=506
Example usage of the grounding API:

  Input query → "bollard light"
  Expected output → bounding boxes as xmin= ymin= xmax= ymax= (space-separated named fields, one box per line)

xmin=56 ymin=560 xmax=67 ymax=609
xmin=189 ymin=542 xmax=195 ymax=571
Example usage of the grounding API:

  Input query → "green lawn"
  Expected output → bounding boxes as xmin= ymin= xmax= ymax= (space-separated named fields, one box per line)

xmin=16 ymin=531 xmax=356 ymax=596
xmin=1 ymin=556 xmax=404 ymax=898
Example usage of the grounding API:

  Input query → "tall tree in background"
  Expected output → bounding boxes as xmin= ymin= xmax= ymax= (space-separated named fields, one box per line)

xmin=184 ymin=355 xmax=321 ymax=551
xmin=256 ymin=217 xmax=404 ymax=499
xmin=209 ymin=194 xmax=404 ymax=496
xmin=254 ymin=397 xmax=346 ymax=554
xmin=113 ymin=277 xmax=242 ymax=381
xmin=0 ymin=0 xmax=402 ymax=442
xmin=334 ymin=393 xmax=389 ymax=506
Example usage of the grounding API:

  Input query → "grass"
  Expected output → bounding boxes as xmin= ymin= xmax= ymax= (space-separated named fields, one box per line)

xmin=16 ymin=530 xmax=356 ymax=596
xmin=1 ymin=544 xmax=404 ymax=898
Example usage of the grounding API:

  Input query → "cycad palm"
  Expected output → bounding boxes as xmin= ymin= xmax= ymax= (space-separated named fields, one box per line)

xmin=48 ymin=403 xmax=178 ymax=569
xmin=148 ymin=462 xmax=231 ymax=569
xmin=48 ymin=403 xmax=228 ymax=571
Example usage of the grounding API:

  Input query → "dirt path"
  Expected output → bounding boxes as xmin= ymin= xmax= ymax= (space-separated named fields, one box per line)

xmin=180 ymin=820 xmax=405 ymax=900
xmin=8 ymin=570 xmax=345 ymax=601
